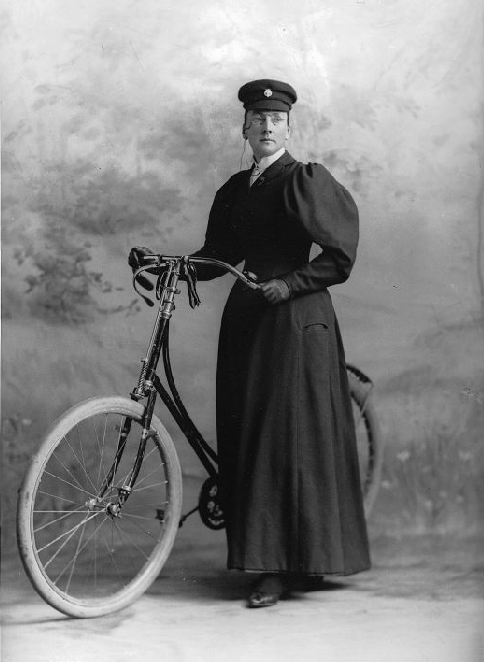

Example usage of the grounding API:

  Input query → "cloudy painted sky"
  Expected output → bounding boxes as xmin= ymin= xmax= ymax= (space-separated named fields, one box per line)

xmin=2 ymin=0 xmax=482 ymax=397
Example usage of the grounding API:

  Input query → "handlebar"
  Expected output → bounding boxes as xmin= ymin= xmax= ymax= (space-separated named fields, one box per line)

xmin=132 ymin=254 xmax=261 ymax=307
xmin=136 ymin=254 xmax=260 ymax=289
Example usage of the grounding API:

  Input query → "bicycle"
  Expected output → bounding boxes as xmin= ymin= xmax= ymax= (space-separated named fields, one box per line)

xmin=17 ymin=254 xmax=383 ymax=618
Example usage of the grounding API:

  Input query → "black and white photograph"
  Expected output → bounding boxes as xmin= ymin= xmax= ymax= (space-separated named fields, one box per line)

xmin=2 ymin=1 xmax=483 ymax=661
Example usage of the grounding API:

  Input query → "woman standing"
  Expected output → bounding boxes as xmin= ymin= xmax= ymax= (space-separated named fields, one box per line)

xmin=131 ymin=78 xmax=370 ymax=608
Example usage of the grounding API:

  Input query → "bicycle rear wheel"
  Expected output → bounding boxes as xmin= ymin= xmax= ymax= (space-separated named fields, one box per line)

xmin=17 ymin=396 xmax=182 ymax=618
xmin=348 ymin=372 xmax=383 ymax=517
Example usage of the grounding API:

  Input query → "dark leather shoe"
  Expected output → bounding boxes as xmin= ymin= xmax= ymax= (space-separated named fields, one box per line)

xmin=247 ymin=590 xmax=281 ymax=608
xmin=247 ymin=574 xmax=286 ymax=608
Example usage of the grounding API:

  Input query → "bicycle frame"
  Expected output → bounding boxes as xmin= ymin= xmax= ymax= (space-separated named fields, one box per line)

xmin=99 ymin=254 xmax=375 ymax=522
xmin=98 ymin=255 xmax=259 ymax=514
xmin=17 ymin=252 xmax=382 ymax=618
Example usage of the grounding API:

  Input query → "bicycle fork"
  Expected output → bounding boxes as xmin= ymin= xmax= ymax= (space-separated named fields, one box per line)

xmin=94 ymin=263 xmax=181 ymax=517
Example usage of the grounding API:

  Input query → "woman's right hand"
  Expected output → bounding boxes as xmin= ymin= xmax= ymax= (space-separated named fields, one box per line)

xmin=128 ymin=246 xmax=153 ymax=272
xmin=259 ymin=278 xmax=291 ymax=305
xmin=128 ymin=246 xmax=155 ymax=291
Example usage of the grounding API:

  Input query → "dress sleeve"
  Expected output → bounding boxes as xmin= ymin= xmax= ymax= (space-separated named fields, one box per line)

xmin=191 ymin=176 xmax=245 ymax=280
xmin=281 ymin=163 xmax=359 ymax=296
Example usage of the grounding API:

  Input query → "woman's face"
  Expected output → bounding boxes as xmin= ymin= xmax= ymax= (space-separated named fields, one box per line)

xmin=244 ymin=110 xmax=290 ymax=161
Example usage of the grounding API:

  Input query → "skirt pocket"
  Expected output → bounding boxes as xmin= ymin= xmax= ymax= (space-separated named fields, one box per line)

xmin=302 ymin=322 xmax=329 ymax=331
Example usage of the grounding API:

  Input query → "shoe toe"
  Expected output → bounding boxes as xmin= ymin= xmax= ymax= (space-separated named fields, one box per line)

xmin=247 ymin=590 xmax=280 ymax=608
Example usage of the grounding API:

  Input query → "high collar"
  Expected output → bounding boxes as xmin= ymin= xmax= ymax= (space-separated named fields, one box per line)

xmin=253 ymin=147 xmax=286 ymax=172
xmin=249 ymin=150 xmax=295 ymax=175
xmin=248 ymin=149 xmax=295 ymax=186
xmin=234 ymin=151 xmax=295 ymax=192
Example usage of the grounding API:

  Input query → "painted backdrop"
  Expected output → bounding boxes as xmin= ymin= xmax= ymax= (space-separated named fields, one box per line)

xmin=2 ymin=0 xmax=483 ymax=540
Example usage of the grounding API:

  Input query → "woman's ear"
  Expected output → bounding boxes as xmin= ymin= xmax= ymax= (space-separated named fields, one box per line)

xmin=242 ymin=125 xmax=248 ymax=140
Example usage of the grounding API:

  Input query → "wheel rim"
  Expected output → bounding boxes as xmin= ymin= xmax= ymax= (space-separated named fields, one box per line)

xmin=352 ymin=394 xmax=376 ymax=504
xmin=29 ymin=411 xmax=174 ymax=604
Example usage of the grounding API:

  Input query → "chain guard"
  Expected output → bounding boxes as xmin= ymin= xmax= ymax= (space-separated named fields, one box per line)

xmin=198 ymin=476 xmax=225 ymax=530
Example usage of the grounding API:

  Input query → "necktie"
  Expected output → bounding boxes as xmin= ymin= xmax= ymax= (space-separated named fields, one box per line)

xmin=250 ymin=164 xmax=262 ymax=187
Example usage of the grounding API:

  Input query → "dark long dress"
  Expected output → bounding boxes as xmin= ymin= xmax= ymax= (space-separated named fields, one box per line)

xmin=193 ymin=150 xmax=370 ymax=576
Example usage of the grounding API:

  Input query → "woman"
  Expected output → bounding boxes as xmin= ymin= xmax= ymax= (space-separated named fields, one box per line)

xmin=131 ymin=78 xmax=370 ymax=608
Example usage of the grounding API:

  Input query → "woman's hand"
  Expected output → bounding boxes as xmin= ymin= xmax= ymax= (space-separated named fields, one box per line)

xmin=128 ymin=246 xmax=153 ymax=272
xmin=128 ymin=246 xmax=155 ymax=291
xmin=259 ymin=279 xmax=291 ymax=305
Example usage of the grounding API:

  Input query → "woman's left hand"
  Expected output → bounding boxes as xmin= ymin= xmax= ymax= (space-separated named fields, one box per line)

xmin=259 ymin=279 xmax=291 ymax=305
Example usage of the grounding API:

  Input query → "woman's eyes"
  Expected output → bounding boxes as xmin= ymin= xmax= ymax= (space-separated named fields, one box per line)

xmin=251 ymin=116 xmax=284 ymax=125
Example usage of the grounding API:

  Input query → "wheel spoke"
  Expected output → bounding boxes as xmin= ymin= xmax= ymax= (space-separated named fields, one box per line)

xmin=51 ymin=447 xmax=96 ymax=495
xmin=110 ymin=519 xmax=145 ymax=575
xmin=36 ymin=491 xmax=81 ymax=506
xmin=53 ymin=516 xmax=106 ymax=587
xmin=122 ymin=511 xmax=161 ymax=522
xmin=132 ymin=480 xmax=168 ymax=493
xmin=95 ymin=415 xmax=109 ymax=487
xmin=132 ymin=460 xmax=165 ymax=490
xmin=63 ymin=426 xmax=99 ymax=494
xmin=34 ymin=505 xmax=88 ymax=533
xmin=19 ymin=401 xmax=182 ymax=615
xmin=97 ymin=415 xmax=119 ymax=493
xmin=99 ymin=525 xmax=126 ymax=584
xmin=123 ymin=500 xmax=168 ymax=509
xmin=40 ymin=510 xmax=101 ymax=558
xmin=43 ymin=468 xmax=97 ymax=499
xmin=109 ymin=518 xmax=151 ymax=560
xmin=65 ymin=517 xmax=88 ymax=592
xmin=34 ymin=509 xmax=87 ymax=513
xmin=117 ymin=443 xmax=159 ymax=488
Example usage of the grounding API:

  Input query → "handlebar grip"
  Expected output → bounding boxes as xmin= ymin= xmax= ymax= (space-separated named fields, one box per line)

xmin=135 ymin=273 xmax=154 ymax=291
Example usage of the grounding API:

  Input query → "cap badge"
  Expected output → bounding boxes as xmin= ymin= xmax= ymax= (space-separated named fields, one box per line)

xmin=264 ymin=89 xmax=273 ymax=97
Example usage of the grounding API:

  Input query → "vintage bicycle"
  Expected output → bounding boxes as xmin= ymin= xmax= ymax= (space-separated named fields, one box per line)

xmin=17 ymin=254 xmax=383 ymax=618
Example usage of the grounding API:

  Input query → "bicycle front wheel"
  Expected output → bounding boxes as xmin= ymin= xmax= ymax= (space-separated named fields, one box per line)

xmin=17 ymin=396 xmax=182 ymax=618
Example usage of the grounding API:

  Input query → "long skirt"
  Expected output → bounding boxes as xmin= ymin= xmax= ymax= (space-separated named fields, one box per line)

xmin=215 ymin=282 xmax=371 ymax=576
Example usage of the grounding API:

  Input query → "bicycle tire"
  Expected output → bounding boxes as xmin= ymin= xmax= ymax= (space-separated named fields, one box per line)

xmin=17 ymin=396 xmax=182 ymax=618
xmin=347 ymin=373 xmax=383 ymax=517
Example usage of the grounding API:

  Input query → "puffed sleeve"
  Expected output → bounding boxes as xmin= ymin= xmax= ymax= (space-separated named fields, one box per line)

xmin=191 ymin=175 xmax=245 ymax=280
xmin=281 ymin=163 xmax=359 ymax=296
